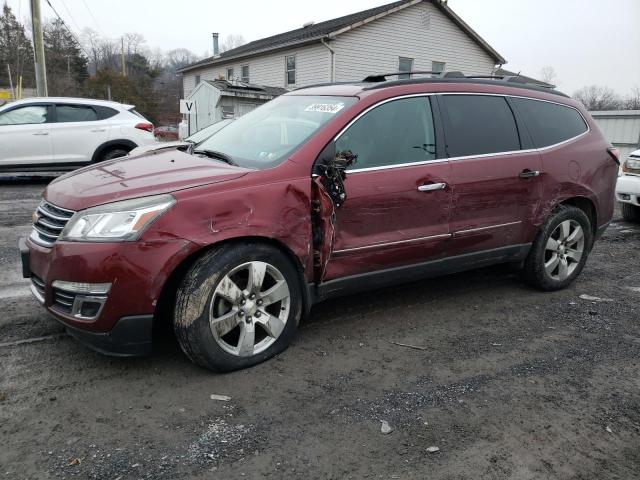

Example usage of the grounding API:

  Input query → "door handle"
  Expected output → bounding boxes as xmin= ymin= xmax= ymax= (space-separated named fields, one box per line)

xmin=90 ymin=128 xmax=106 ymax=132
xmin=417 ymin=182 xmax=446 ymax=192
xmin=519 ymin=169 xmax=540 ymax=178
xmin=32 ymin=131 xmax=49 ymax=136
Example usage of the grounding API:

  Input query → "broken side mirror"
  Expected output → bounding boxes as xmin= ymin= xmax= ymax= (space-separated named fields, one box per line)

xmin=313 ymin=142 xmax=357 ymax=208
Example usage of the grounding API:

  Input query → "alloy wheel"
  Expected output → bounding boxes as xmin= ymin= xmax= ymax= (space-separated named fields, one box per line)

xmin=544 ymin=220 xmax=585 ymax=281
xmin=209 ymin=261 xmax=291 ymax=356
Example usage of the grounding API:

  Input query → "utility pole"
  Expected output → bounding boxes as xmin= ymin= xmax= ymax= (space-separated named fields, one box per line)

xmin=6 ymin=65 xmax=15 ymax=100
xmin=121 ymin=37 xmax=126 ymax=76
xmin=30 ymin=0 xmax=48 ymax=96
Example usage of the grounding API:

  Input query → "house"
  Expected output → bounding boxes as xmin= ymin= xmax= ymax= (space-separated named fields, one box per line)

xmin=183 ymin=79 xmax=288 ymax=134
xmin=178 ymin=0 xmax=506 ymax=97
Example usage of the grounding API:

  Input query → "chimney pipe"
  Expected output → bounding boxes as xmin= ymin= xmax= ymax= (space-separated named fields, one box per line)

xmin=212 ymin=33 xmax=219 ymax=56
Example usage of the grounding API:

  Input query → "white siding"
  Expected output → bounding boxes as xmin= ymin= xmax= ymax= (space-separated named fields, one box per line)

xmin=591 ymin=110 xmax=640 ymax=160
xmin=183 ymin=44 xmax=330 ymax=97
xmin=182 ymin=1 xmax=499 ymax=97
xmin=331 ymin=2 xmax=496 ymax=82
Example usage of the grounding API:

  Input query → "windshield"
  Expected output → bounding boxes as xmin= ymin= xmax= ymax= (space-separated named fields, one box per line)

xmin=188 ymin=119 xmax=233 ymax=144
xmin=196 ymin=95 xmax=357 ymax=169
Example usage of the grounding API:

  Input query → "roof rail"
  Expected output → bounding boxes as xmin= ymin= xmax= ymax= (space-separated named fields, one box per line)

xmin=362 ymin=70 xmax=556 ymax=89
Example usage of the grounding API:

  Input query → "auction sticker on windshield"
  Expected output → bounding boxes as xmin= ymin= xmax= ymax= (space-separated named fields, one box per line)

xmin=304 ymin=103 xmax=345 ymax=114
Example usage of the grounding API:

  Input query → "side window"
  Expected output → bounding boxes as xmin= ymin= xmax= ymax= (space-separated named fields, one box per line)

xmin=0 ymin=105 xmax=48 ymax=125
xmin=511 ymin=97 xmax=587 ymax=148
xmin=241 ymin=65 xmax=249 ymax=82
xmin=440 ymin=95 xmax=520 ymax=157
xmin=336 ymin=97 xmax=436 ymax=170
xmin=55 ymin=105 xmax=98 ymax=123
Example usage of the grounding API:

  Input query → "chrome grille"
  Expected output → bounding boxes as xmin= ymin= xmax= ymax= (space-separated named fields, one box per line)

xmin=52 ymin=288 xmax=75 ymax=314
xmin=29 ymin=201 xmax=75 ymax=247
xmin=31 ymin=276 xmax=45 ymax=303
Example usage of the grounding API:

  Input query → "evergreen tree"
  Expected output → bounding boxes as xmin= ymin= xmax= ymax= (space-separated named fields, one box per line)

xmin=0 ymin=4 xmax=35 ymax=89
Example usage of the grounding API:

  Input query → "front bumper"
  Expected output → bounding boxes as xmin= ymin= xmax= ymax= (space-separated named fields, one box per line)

xmin=19 ymin=235 xmax=199 ymax=356
xmin=615 ymin=175 xmax=640 ymax=206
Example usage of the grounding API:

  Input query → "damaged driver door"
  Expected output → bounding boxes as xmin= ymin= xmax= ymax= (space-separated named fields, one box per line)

xmin=313 ymin=95 xmax=452 ymax=282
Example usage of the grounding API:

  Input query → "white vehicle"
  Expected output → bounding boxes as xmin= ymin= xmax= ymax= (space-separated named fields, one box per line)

xmin=616 ymin=148 xmax=640 ymax=222
xmin=0 ymin=97 xmax=156 ymax=171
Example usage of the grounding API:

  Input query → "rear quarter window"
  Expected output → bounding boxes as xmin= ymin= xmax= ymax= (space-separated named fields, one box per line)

xmin=94 ymin=106 xmax=119 ymax=120
xmin=511 ymin=98 xmax=587 ymax=148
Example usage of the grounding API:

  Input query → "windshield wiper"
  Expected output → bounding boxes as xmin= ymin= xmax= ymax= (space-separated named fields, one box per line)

xmin=193 ymin=149 xmax=238 ymax=166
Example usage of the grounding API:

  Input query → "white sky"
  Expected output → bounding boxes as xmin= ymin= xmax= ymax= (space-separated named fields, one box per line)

xmin=5 ymin=0 xmax=640 ymax=95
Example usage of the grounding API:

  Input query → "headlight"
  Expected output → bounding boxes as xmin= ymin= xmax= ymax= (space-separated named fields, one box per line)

xmin=60 ymin=194 xmax=175 ymax=242
xmin=624 ymin=157 xmax=640 ymax=171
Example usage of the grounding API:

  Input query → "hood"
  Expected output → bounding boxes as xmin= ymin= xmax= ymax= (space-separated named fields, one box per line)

xmin=45 ymin=149 xmax=250 ymax=211
xmin=128 ymin=141 xmax=193 ymax=156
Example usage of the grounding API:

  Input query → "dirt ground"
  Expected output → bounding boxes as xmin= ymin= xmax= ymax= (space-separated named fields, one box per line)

xmin=1 ymin=178 xmax=639 ymax=480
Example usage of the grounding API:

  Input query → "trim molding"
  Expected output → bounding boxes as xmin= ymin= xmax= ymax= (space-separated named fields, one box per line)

xmin=333 ymin=233 xmax=451 ymax=255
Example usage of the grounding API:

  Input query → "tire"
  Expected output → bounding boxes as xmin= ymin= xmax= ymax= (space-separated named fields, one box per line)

xmin=100 ymin=148 xmax=129 ymax=162
xmin=522 ymin=205 xmax=593 ymax=291
xmin=173 ymin=242 xmax=302 ymax=372
xmin=621 ymin=203 xmax=640 ymax=222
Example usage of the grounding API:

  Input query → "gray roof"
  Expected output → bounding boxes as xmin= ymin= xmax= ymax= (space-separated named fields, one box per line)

xmin=204 ymin=79 xmax=288 ymax=97
xmin=179 ymin=0 xmax=505 ymax=73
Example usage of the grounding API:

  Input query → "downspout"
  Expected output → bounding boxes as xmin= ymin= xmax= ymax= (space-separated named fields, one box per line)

xmin=321 ymin=38 xmax=335 ymax=82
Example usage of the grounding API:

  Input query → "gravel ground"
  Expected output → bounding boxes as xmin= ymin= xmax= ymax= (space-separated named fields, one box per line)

xmin=1 ymin=178 xmax=639 ymax=479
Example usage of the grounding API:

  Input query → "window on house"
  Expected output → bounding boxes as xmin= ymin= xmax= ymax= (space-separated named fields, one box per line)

xmin=195 ymin=75 xmax=201 ymax=85
xmin=431 ymin=61 xmax=445 ymax=74
xmin=226 ymin=68 xmax=234 ymax=80
xmin=221 ymin=105 xmax=235 ymax=119
xmin=285 ymin=55 xmax=296 ymax=85
xmin=241 ymin=65 xmax=249 ymax=82
xmin=398 ymin=57 xmax=414 ymax=79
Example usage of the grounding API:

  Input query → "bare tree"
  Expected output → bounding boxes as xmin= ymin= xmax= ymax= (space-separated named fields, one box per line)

xmin=220 ymin=34 xmax=246 ymax=52
xmin=540 ymin=66 xmax=557 ymax=85
xmin=573 ymin=85 xmax=621 ymax=111
xmin=622 ymin=87 xmax=640 ymax=110
xmin=165 ymin=48 xmax=198 ymax=70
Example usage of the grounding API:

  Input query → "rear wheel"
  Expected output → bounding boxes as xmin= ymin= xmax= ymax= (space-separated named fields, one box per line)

xmin=522 ymin=205 xmax=593 ymax=291
xmin=173 ymin=243 xmax=302 ymax=371
xmin=621 ymin=203 xmax=640 ymax=222
xmin=100 ymin=148 xmax=129 ymax=162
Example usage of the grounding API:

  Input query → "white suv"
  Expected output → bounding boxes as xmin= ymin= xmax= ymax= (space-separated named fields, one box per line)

xmin=616 ymin=148 xmax=640 ymax=222
xmin=0 ymin=97 xmax=156 ymax=171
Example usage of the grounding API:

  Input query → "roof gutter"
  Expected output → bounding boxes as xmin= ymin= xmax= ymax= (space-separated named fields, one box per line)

xmin=320 ymin=38 xmax=335 ymax=82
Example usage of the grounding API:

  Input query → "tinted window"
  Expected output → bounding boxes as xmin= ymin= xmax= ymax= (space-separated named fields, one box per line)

xmin=56 ymin=105 xmax=98 ymax=122
xmin=512 ymin=98 xmax=587 ymax=148
xmin=336 ymin=97 xmax=436 ymax=170
xmin=441 ymin=95 xmax=520 ymax=157
xmin=0 ymin=105 xmax=47 ymax=125
xmin=94 ymin=106 xmax=118 ymax=120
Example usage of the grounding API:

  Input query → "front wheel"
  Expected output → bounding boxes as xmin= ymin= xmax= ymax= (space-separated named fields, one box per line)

xmin=522 ymin=205 xmax=593 ymax=291
xmin=174 ymin=243 xmax=302 ymax=371
xmin=621 ymin=203 xmax=640 ymax=222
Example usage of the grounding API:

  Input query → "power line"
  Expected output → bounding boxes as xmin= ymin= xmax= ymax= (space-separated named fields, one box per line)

xmin=43 ymin=0 xmax=91 ymax=58
xmin=57 ymin=0 xmax=82 ymax=33
xmin=80 ymin=0 xmax=107 ymax=37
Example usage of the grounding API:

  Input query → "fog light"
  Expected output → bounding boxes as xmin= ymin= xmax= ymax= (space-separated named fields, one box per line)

xmin=620 ymin=194 xmax=631 ymax=201
xmin=52 ymin=281 xmax=111 ymax=295
xmin=80 ymin=301 xmax=102 ymax=318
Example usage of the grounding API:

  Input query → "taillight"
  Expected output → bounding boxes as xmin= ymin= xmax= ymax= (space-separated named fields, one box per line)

xmin=607 ymin=147 xmax=620 ymax=165
xmin=135 ymin=122 xmax=154 ymax=133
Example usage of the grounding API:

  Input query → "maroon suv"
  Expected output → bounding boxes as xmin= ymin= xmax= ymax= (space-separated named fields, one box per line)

xmin=19 ymin=72 xmax=619 ymax=371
